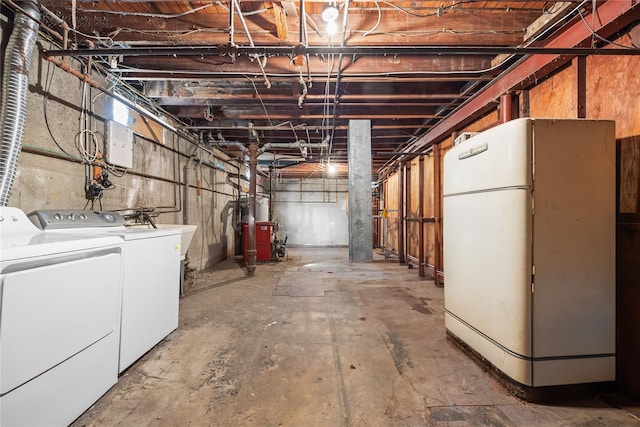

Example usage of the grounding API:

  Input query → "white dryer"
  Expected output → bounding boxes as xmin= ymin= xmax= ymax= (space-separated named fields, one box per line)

xmin=29 ymin=210 xmax=182 ymax=373
xmin=0 ymin=207 xmax=124 ymax=426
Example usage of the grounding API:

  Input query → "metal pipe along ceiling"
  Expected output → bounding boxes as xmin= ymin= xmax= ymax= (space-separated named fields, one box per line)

xmin=43 ymin=45 xmax=640 ymax=58
xmin=215 ymin=141 xmax=327 ymax=149
xmin=0 ymin=1 xmax=40 ymax=206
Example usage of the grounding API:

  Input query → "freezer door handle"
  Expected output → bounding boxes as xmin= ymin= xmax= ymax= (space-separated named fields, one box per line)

xmin=459 ymin=142 xmax=488 ymax=160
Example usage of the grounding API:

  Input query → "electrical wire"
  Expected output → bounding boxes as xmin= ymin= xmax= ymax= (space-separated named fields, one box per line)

xmin=362 ymin=1 xmax=382 ymax=37
xmin=297 ymin=69 xmax=308 ymax=108
xmin=111 ymin=25 xmax=523 ymax=40
xmin=72 ymin=28 xmax=115 ymax=46
xmin=92 ymin=60 xmax=171 ymax=121
xmin=109 ymin=27 xmax=228 ymax=40
xmin=76 ymin=3 xmax=219 ymax=19
xmin=104 ymin=162 xmax=128 ymax=178
xmin=359 ymin=28 xmax=525 ymax=39
xmin=376 ymin=0 xmax=458 ymax=18
xmin=39 ymin=0 xmax=634 ymax=177
xmin=245 ymin=75 xmax=274 ymax=127
xmin=80 ymin=77 xmax=99 ymax=204
xmin=577 ymin=8 xmax=639 ymax=49
xmin=74 ymin=129 xmax=101 ymax=162
xmin=288 ymin=123 xmax=300 ymax=148
xmin=377 ymin=0 xmax=546 ymax=18
xmin=43 ymin=61 xmax=80 ymax=159
xmin=543 ymin=2 xmax=565 ymax=15
xmin=349 ymin=5 xmax=545 ymax=14
xmin=30 ymin=20 xmax=243 ymax=203
xmin=40 ymin=31 xmax=129 ymax=196
xmin=321 ymin=51 xmax=336 ymax=145
xmin=378 ymin=0 xmax=597 ymax=174
xmin=113 ymin=62 xmax=509 ymax=77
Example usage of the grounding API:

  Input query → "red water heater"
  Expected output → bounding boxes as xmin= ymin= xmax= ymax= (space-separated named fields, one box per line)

xmin=243 ymin=222 xmax=273 ymax=261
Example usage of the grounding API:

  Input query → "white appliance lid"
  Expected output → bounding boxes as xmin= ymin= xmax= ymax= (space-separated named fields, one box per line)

xmin=1 ymin=232 xmax=123 ymax=262
xmin=1 ymin=208 xmax=123 ymax=262
xmin=34 ymin=226 xmax=182 ymax=240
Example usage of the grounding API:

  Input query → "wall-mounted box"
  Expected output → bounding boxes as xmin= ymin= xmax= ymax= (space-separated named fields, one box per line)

xmin=105 ymin=120 xmax=133 ymax=168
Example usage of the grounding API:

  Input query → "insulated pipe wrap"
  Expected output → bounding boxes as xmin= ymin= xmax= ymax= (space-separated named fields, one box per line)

xmin=0 ymin=3 xmax=40 ymax=206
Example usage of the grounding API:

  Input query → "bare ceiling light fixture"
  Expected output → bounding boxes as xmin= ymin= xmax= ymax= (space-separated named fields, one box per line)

xmin=326 ymin=161 xmax=336 ymax=176
xmin=322 ymin=3 xmax=339 ymax=36
xmin=322 ymin=3 xmax=339 ymax=22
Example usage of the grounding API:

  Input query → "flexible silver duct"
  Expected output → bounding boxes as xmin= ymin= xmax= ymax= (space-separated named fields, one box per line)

xmin=0 ymin=2 xmax=40 ymax=206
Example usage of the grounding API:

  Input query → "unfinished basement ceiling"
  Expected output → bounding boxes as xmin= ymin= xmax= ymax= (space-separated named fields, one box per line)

xmin=21 ymin=0 xmax=638 ymax=178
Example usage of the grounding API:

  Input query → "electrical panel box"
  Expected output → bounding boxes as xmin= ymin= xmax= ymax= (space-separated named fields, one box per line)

xmin=105 ymin=120 xmax=133 ymax=168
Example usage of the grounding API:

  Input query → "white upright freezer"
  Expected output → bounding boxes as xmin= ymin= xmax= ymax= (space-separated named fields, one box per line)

xmin=443 ymin=118 xmax=616 ymax=387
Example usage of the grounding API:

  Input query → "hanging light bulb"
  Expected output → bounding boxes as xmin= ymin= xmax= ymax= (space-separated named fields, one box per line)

xmin=322 ymin=3 xmax=339 ymax=36
xmin=326 ymin=20 xmax=338 ymax=36
xmin=322 ymin=4 xmax=339 ymax=23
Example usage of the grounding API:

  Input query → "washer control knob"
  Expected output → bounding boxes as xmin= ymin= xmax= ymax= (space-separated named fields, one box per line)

xmin=67 ymin=213 xmax=75 ymax=221
xmin=54 ymin=213 xmax=62 ymax=221
xmin=79 ymin=213 xmax=87 ymax=221
xmin=101 ymin=212 xmax=115 ymax=223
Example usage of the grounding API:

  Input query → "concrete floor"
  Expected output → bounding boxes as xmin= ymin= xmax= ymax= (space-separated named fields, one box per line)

xmin=73 ymin=248 xmax=640 ymax=426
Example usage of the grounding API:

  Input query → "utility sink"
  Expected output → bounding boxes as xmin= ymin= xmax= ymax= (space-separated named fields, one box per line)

xmin=127 ymin=223 xmax=197 ymax=260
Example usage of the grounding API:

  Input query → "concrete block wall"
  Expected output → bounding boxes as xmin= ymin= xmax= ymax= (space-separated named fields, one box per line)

xmin=2 ymin=35 xmax=244 ymax=271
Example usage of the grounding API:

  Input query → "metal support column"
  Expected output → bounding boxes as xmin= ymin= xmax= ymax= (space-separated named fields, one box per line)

xmin=577 ymin=56 xmax=587 ymax=118
xmin=246 ymin=141 xmax=258 ymax=275
xmin=418 ymin=155 xmax=425 ymax=277
xmin=433 ymin=144 xmax=444 ymax=286
xmin=405 ymin=161 xmax=412 ymax=269
xmin=500 ymin=93 xmax=513 ymax=123
xmin=398 ymin=163 xmax=405 ymax=265
xmin=348 ymin=120 xmax=373 ymax=262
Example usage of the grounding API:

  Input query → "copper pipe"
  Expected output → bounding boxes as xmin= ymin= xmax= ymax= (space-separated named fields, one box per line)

xmin=62 ymin=22 xmax=69 ymax=50
xmin=44 ymin=55 xmax=100 ymax=88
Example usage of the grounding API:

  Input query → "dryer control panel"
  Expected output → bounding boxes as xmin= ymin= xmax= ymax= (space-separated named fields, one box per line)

xmin=28 ymin=210 xmax=126 ymax=230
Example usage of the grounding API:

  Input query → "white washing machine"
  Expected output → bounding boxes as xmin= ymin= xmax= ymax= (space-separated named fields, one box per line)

xmin=0 ymin=207 xmax=124 ymax=426
xmin=28 ymin=210 xmax=182 ymax=373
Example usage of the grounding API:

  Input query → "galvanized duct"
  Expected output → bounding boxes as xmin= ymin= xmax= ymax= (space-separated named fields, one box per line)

xmin=0 ymin=1 xmax=40 ymax=206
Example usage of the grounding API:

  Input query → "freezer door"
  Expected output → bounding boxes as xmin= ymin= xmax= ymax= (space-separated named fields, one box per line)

xmin=444 ymin=188 xmax=533 ymax=385
xmin=443 ymin=118 xmax=532 ymax=195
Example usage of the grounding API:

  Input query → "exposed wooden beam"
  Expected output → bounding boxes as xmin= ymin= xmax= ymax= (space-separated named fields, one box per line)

xmin=176 ymin=111 xmax=439 ymax=120
xmin=185 ymin=123 xmax=430 ymax=130
xmin=273 ymin=2 xmax=290 ymax=41
xmin=41 ymin=8 xmax=532 ymax=47
xmin=126 ymin=74 xmax=494 ymax=82
xmin=125 ymin=54 xmax=494 ymax=76
xmin=144 ymin=81 xmax=472 ymax=100
xmin=410 ymin=1 xmax=640 ymax=151
xmin=524 ymin=1 xmax=575 ymax=42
